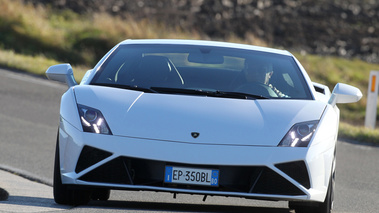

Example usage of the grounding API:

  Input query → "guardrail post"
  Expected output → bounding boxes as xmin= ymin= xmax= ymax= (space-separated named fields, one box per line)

xmin=365 ymin=71 xmax=379 ymax=129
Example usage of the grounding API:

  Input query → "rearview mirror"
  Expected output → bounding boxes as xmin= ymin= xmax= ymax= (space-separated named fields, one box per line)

xmin=328 ymin=83 xmax=362 ymax=106
xmin=46 ymin=64 xmax=78 ymax=88
xmin=187 ymin=52 xmax=224 ymax=64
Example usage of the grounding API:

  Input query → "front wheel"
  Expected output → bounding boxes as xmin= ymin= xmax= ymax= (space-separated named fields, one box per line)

xmin=53 ymin=133 xmax=91 ymax=205
xmin=289 ymin=166 xmax=335 ymax=213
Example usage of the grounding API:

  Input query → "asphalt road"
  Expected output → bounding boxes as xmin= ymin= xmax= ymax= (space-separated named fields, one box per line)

xmin=0 ymin=68 xmax=378 ymax=213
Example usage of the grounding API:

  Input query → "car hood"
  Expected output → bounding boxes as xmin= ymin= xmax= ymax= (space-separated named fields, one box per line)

xmin=74 ymin=86 xmax=326 ymax=146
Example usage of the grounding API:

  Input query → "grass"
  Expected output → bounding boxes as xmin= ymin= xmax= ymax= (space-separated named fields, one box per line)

xmin=0 ymin=49 xmax=88 ymax=81
xmin=339 ymin=122 xmax=379 ymax=144
xmin=0 ymin=0 xmax=378 ymax=145
xmin=0 ymin=0 xmax=207 ymax=66
xmin=295 ymin=54 xmax=379 ymax=123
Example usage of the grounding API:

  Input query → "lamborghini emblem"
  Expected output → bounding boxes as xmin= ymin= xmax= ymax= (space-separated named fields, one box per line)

xmin=191 ymin=132 xmax=200 ymax=138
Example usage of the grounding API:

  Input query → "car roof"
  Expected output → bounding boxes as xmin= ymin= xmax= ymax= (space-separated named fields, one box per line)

xmin=119 ymin=39 xmax=292 ymax=56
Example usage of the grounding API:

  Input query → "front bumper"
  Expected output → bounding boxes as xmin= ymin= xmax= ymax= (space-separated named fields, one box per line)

xmin=58 ymin=119 xmax=332 ymax=202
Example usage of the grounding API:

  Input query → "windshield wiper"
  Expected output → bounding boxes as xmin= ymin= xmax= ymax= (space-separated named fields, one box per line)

xmin=151 ymin=87 xmax=268 ymax=100
xmin=150 ymin=87 xmax=210 ymax=96
xmin=92 ymin=83 xmax=157 ymax=93
xmin=211 ymin=91 xmax=269 ymax=100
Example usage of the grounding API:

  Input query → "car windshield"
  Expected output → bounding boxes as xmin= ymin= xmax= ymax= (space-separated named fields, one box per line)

xmin=91 ymin=44 xmax=312 ymax=100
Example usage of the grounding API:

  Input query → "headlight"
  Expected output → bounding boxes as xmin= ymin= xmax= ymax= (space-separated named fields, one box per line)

xmin=77 ymin=104 xmax=112 ymax=135
xmin=278 ymin=121 xmax=319 ymax=147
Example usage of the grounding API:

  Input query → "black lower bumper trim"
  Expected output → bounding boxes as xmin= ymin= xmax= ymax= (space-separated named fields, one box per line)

xmin=79 ymin=156 xmax=305 ymax=196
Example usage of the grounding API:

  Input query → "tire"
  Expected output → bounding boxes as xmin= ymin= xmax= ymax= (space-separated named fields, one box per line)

xmin=53 ymin=133 xmax=91 ymax=205
xmin=289 ymin=161 xmax=335 ymax=213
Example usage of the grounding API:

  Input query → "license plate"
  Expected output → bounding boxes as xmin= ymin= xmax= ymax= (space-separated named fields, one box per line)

xmin=164 ymin=166 xmax=219 ymax=187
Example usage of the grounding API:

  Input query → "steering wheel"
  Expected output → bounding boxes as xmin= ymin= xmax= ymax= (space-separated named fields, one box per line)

xmin=234 ymin=83 xmax=278 ymax=98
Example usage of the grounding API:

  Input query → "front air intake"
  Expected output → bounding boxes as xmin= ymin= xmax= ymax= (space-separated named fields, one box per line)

xmin=75 ymin=146 xmax=112 ymax=173
xmin=275 ymin=161 xmax=310 ymax=189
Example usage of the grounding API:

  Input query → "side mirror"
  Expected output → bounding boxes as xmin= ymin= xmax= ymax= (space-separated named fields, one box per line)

xmin=46 ymin=64 xmax=78 ymax=88
xmin=328 ymin=83 xmax=362 ymax=106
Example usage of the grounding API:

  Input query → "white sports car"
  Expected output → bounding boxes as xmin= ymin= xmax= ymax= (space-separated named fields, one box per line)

xmin=46 ymin=39 xmax=362 ymax=213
